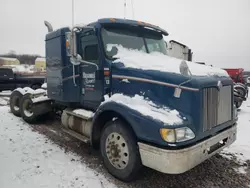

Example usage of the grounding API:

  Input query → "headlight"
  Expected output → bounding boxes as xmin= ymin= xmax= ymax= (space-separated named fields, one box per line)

xmin=160 ymin=127 xmax=195 ymax=143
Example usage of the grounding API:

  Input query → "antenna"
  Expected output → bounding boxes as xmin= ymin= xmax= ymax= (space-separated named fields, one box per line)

xmin=131 ymin=0 xmax=134 ymax=19
xmin=124 ymin=0 xmax=126 ymax=19
xmin=72 ymin=0 xmax=75 ymax=28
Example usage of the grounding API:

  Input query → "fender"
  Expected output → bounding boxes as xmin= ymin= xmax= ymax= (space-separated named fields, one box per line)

xmin=90 ymin=101 xmax=142 ymax=147
xmin=90 ymin=101 xmax=192 ymax=147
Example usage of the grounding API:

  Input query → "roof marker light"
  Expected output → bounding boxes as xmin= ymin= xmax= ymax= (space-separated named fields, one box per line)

xmin=110 ymin=18 xmax=116 ymax=22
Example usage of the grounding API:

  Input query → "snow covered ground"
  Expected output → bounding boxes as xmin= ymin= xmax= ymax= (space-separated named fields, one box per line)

xmin=0 ymin=90 xmax=11 ymax=97
xmin=0 ymin=105 xmax=116 ymax=188
xmin=221 ymin=93 xmax=250 ymax=168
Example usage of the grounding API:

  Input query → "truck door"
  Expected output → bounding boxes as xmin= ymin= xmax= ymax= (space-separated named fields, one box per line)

xmin=79 ymin=29 xmax=104 ymax=110
xmin=0 ymin=68 xmax=15 ymax=91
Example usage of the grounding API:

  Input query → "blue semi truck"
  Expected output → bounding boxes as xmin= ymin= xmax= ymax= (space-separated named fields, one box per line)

xmin=9 ymin=18 xmax=237 ymax=182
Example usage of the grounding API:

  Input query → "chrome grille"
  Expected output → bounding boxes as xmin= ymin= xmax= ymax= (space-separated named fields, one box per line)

xmin=203 ymin=85 xmax=232 ymax=132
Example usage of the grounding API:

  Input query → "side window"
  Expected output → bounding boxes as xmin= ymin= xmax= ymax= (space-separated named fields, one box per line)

xmin=81 ymin=30 xmax=99 ymax=64
xmin=84 ymin=44 xmax=99 ymax=64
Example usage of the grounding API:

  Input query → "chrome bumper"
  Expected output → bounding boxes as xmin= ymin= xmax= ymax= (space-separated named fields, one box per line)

xmin=138 ymin=124 xmax=237 ymax=174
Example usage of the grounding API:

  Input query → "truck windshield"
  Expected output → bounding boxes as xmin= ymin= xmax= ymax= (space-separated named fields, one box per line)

xmin=101 ymin=26 xmax=167 ymax=58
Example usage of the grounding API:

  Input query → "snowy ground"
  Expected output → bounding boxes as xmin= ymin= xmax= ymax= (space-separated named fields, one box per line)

xmin=0 ymin=91 xmax=250 ymax=188
xmin=0 ymin=106 xmax=116 ymax=188
xmin=221 ymin=94 xmax=250 ymax=173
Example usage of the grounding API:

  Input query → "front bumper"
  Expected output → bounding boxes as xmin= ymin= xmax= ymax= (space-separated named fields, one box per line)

xmin=138 ymin=124 xmax=237 ymax=174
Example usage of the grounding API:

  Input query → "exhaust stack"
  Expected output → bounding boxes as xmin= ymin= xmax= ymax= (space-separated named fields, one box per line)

xmin=44 ymin=21 xmax=53 ymax=32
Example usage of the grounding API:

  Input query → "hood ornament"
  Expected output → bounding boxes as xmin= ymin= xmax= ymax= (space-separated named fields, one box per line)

xmin=217 ymin=80 xmax=223 ymax=91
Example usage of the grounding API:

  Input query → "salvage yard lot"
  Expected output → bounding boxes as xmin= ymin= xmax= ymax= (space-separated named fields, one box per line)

xmin=0 ymin=92 xmax=250 ymax=188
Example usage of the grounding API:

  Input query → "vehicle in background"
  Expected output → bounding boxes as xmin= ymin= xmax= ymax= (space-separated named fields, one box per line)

xmin=223 ymin=68 xmax=248 ymax=106
xmin=243 ymin=71 xmax=250 ymax=86
xmin=247 ymin=77 xmax=250 ymax=86
xmin=223 ymin=68 xmax=245 ymax=84
xmin=166 ymin=40 xmax=193 ymax=61
xmin=234 ymin=86 xmax=247 ymax=108
xmin=0 ymin=67 xmax=45 ymax=91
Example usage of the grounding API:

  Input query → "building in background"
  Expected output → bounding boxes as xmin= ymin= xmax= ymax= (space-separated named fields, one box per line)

xmin=35 ymin=57 xmax=46 ymax=72
xmin=0 ymin=57 xmax=20 ymax=65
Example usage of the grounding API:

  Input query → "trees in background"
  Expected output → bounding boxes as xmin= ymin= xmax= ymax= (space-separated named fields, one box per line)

xmin=0 ymin=50 xmax=42 ymax=65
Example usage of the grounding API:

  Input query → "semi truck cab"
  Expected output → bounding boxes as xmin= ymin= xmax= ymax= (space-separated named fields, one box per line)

xmin=10 ymin=18 xmax=237 ymax=182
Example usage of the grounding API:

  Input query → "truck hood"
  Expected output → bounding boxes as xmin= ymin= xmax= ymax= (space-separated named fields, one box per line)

xmin=109 ymin=46 xmax=234 ymax=147
xmin=112 ymin=64 xmax=233 ymax=90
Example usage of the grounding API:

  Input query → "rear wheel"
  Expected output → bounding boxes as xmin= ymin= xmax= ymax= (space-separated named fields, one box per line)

xmin=20 ymin=94 xmax=38 ymax=123
xmin=100 ymin=119 xmax=142 ymax=182
xmin=9 ymin=90 xmax=23 ymax=116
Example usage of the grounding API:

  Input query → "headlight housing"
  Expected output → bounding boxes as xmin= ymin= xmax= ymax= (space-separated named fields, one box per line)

xmin=160 ymin=127 xmax=195 ymax=143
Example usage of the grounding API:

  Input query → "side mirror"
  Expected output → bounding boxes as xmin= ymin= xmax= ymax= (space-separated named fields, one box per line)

xmin=65 ymin=31 xmax=77 ymax=58
xmin=71 ymin=32 xmax=77 ymax=57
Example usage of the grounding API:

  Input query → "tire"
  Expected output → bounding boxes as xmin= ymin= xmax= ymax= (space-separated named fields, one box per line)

xmin=20 ymin=93 xmax=38 ymax=123
xmin=235 ymin=101 xmax=243 ymax=108
xmin=235 ymin=86 xmax=247 ymax=97
xmin=9 ymin=90 xmax=23 ymax=116
xmin=100 ymin=119 xmax=142 ymax=182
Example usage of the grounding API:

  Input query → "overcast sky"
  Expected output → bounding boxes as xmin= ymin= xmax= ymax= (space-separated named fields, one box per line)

xmin=0 ymin=0 xmax=249 ymax=69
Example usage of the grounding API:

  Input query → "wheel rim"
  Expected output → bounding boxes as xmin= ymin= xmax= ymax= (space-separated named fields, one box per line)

xmin=23 ymin=99 xmax=33 ymax=117
xmin=105 ymin=132 xmax=129 ymax=169
xmin=12 ymin=96 xmax=20 ymax=111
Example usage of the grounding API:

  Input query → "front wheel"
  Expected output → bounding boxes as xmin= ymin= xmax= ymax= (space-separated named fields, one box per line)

xmin=20 ymin=93 xmax=38 ymax=123
xmin=100 ymin=119 xmax=142 ymax=182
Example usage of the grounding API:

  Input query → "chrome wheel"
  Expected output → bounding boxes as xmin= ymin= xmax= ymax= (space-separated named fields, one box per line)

xmin=105 ymin=132 xmax=129 ymax=169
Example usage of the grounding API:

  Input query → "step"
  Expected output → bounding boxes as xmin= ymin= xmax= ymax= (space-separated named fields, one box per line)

xmin=64 ymin=108 xmax=94 ymax=121
xmin=62 ymin=128 xmax=90 ymax=144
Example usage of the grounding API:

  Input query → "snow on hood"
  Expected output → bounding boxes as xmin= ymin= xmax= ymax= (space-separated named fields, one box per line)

xmin=102 ymin=93 xmax=183 ymax=126
xmin=108 ymin=44 xmax=229 ymax=77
